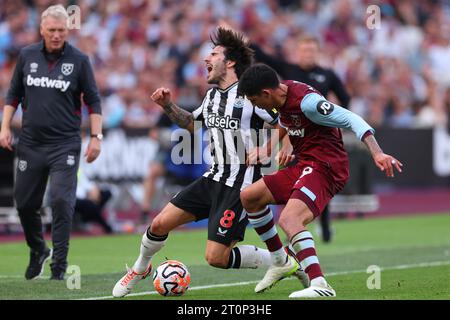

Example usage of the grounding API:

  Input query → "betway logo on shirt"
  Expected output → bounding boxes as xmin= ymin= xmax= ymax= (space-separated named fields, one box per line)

xmin=207 ymin=114 xmax=240 ymax=130
xmin=288 ymin=128 xmax=305 ymax=137
xmin=26 ymin=75 xmax=71 ymax=92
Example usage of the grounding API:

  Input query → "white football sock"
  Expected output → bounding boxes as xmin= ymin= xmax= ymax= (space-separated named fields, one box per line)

xmin=271 ymin=247 xmax=289 ymax=266
xmin=311 ymin=276 xmax=327 ymax=287
xmin=132 ymin=231 xmax=166 ymax=273
xmin=234 ymin=245 xmax=272 ymax=269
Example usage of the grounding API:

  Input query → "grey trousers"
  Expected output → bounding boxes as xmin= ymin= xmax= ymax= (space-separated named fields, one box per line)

xmin=14 ymin=142 xmax=80 ymax=273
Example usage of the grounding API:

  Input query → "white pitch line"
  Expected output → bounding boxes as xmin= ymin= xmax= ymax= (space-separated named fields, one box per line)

xmin=81 ymin=280 xmax=261 ymax=300
xmin=80 ymin=260 xmax=450 ymax=300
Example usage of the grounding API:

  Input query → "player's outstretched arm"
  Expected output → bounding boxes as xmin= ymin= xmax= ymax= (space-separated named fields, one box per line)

xmin=301 ymin=92 xmax=403 ymax=178
xmin=151 ymin=87 xmax=195 ymax=132
xmin=362 ymin=134 xmax=403 ymax=178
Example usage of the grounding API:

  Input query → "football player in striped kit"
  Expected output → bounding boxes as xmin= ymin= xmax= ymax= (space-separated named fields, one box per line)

xmin=113 ymin=28 xmax=308 ymax=298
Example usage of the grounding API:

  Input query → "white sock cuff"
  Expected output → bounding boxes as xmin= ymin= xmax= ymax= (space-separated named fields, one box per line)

xmin=291 ymin=230 xmax=314 ymax=243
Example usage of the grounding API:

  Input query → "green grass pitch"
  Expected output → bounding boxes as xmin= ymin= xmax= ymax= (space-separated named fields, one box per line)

xmin=0 ymin=213 xmax=449 ymax=300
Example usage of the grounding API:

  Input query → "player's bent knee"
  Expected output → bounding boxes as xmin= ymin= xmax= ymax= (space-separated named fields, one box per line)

xmin=240 ymin=187 xmax=260 ymax=211
xmin=150 ymin=215 xmax=171 ymax=236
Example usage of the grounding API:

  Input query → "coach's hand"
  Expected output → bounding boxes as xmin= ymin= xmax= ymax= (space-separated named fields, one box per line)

xmin=373 ymin=152 xmax=403 ymax=178
xmin=85 ymin=137 xmax=101 ymax=163
xmin=151 ymin=87 xmax=172 ymax=108
xmin=0 ymin=128 xmax=13 ymax=151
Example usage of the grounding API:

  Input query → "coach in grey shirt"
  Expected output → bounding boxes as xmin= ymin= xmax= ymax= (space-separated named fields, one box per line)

xmin=0 ymin=5 xmax=102 ymax=280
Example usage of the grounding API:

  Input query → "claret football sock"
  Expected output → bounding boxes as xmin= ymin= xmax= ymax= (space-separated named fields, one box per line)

xmin=132 ymin=227 xmax=167 ymax=273
xmin=290 ymin=230 xmax=324 ymax=281
xmin=246 ymin=207 xmax=289 ymax=266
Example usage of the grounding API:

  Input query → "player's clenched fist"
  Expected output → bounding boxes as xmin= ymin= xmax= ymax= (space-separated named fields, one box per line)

xmin=151 ymin=87 xmax=172 ymax=108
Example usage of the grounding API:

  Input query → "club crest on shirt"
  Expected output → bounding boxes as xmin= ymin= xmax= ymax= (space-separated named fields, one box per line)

xmin=30 ymin=62 xmax=38 ymax=73
xmin=233 ymin=97 xmax=244 ymax=109
xmin=61 ymin=63 xmax=74 ymax=76
xmin=290 ymin=115 xmax=301 ymax=127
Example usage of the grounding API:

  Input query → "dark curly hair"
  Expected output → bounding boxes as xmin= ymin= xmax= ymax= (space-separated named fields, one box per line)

xmin=210 ymin=27 xmax=254 ymax=78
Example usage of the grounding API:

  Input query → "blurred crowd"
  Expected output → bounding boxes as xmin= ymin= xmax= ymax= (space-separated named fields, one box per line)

xmin=1 ymin=0 xmax=450 ymax=130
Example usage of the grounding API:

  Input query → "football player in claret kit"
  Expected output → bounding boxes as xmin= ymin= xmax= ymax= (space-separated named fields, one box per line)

xmin=238 ymin=63 xmax=403 ymax=298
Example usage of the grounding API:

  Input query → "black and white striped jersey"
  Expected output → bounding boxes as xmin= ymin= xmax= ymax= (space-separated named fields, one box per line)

xmin=192 ymin=82 xmax=278 ymax=190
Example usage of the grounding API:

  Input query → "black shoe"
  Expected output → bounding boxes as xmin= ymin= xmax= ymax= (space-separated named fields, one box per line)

xmin=25 ymin=248 xmax=52 ymax=280
xmin=50 ymin=271 xmax=65 ymax=280
xmin=50 ymin=263 xmax=66 ymax=281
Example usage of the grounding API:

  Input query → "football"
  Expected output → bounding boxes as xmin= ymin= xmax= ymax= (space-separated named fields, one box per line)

xmin=153 ymin=260 xmax=191 ymax=296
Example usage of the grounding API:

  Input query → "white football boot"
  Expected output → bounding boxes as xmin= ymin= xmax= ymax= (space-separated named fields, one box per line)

xmin=285 ymin=245 xmax=310 ymax=288
xmin=292 ymin=267 xmax=310 ymax=288
xmin=255 ymin=256 xmax=299 ymax=293
xmin=112 ymin=264 xmax=152 ymax=298
xmin=289 ymin=277 xmax=336 ymax=298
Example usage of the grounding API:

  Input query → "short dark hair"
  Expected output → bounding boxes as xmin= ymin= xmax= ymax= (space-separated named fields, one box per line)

xmin=210 ymin=27 xmax=254 ymax=78
xmin=238 ymin=63 xmax=280 ymax=97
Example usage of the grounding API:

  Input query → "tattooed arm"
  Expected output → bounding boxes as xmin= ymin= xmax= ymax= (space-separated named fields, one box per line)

xmin=162 ymin=101 xmax=195 ymax=132
xmin=362 ymin=133 xmax=403 ymax=178
xmin=151 ymin=87 xmax=195 ymax=132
